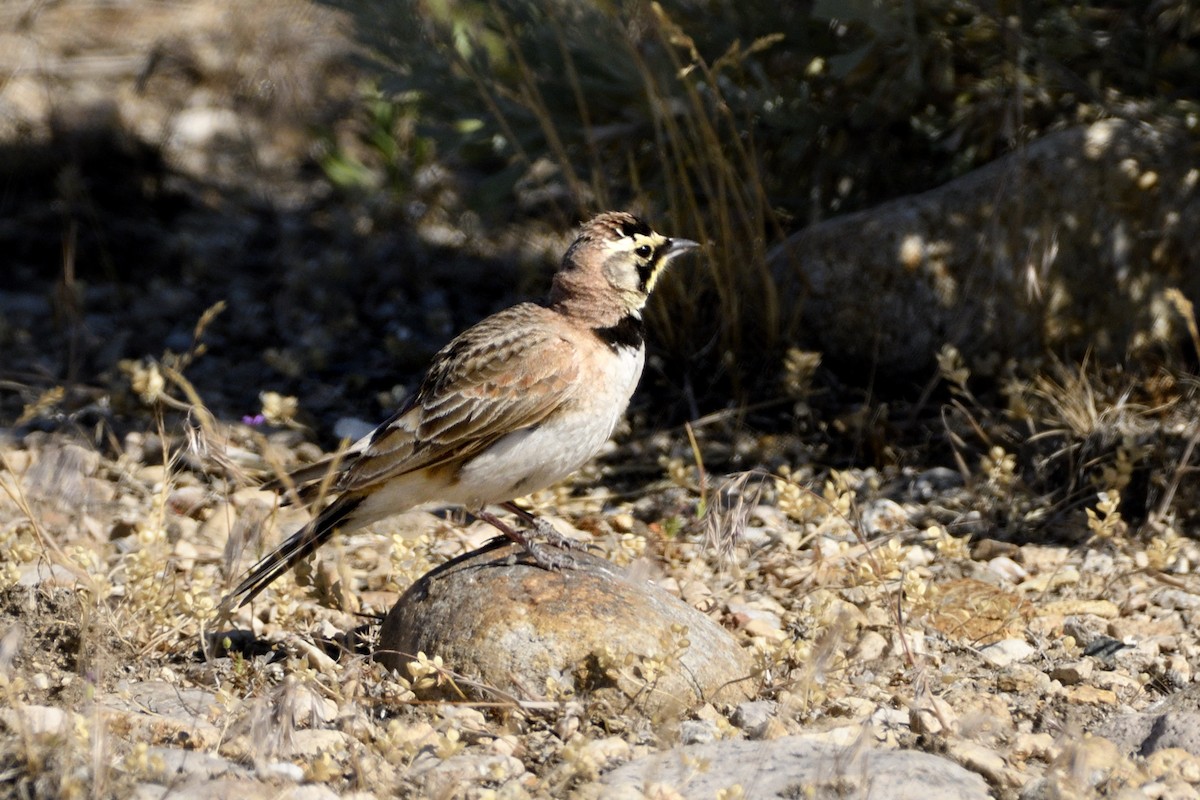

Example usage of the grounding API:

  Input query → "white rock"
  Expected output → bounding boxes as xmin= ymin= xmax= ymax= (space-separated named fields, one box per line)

xmin=170 ymin=107 xmax=241 ymax=147
xmin=258 ymin=761 xmax=304 ymax=782
xmin=861 ymin=499 xmax=909 ymax=535
xmin=17 ymin=563 xmax=78 ymax=589
xmin=987 ymin=556 xmax=1028 ymax=583
xmin=854 ymin=631 xmax=889 ymax=662
xmin=8 ymin=704 xmax=71 ymax=736
xmin=871 ymin=706 xmax=911 ymax=729
xmin=980 ymin=639 xmax=1036 ymax=667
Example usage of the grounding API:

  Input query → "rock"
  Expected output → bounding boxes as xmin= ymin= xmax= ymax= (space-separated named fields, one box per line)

xmin=911 ymin=694 xmax=957 ymax=736
xmin=148 ymin=747 xmax=249 ymax=781
xmin=725 ymin=600 xmax=784 ymax=632
xmin=2 ymin=704 xmax=72 ymax=736
xmin=0 ymin=448 xmax=32 ymax=475
xmin=732 ymin=700 xmax=777 ymax=739
xmin=1091 ymin=670 xmax=1142 ymax=693
xmin=21 ymin=442 xmax=103 ymax=509
xmin=945 ymin=739 xmax=1017 ymax=787
xmin=986 ymin=556 xmax=1027 ymax=583
xmin=907 ymin=467 xmax=963 ymax=500
xmin=168 ymin=486 xmax=211 ymax=518
xmin=414 ymin=752 xmax=525 ymax=798
xmin=130 ymin=778 xmax=340 ymax=800
xmin=853 ymin=630 xmax=889 ymax=662
xmin=1041 ymin=599 xmax=1119 ymax=618
xmin=1062 ymin=615 xmax=1111 ymax=646
xmin=871 ymin=706 xmax=911 ymax=730
xmin=16 ymin=563 xmax=80 ymax=589
xmin=861 ymin=498 xmax=909 ymax=535
xmin=1049 ymin=659 xmax=1093 ymax=685
xmin=1108 ymin=614 xmax=1184 ymax=640
xmin=1154 ymin=589 xmax=1200 ymax=611
xmin=768 ymin=119 xmax=1200 ymax=373
xmin=1011 ymin=732 xmax=1059 ymax=763
xmin=926 ymin=579 xmax=1031 ymax=645
xmin=678 ymin=719 xmax=719 ymax=744
xmin=1058 ymin=736 xmax=1134 ymax=791
xmin=980 ymin=639 xmax=1036 ymax=667
xmin=1081 ymin=636 xmax=1133 ymax=660
xmin=287 ymin=729 xmax=351 ymax=759
xmin=597 ymin=736 xmax=990 ymax=799
xmin=1145 ymin=748 xmax=1200 ymax=783
xmin=95 ymin=681 xmax=222 ymax=749
xmin=258 ymin=761 xmax=305 ymax=782
xmin=957 ymin=694 xmax=1014 ymax=744
xmin=996 ymin=663 xmax=1052 ymax=693
xmin=376 ymin=541 xmax=756 ymax=716
xmin=1102 ymin=710 xmax=1200 ymax=757
xmin=1065 ymin=685 xmax=1116 ymax=705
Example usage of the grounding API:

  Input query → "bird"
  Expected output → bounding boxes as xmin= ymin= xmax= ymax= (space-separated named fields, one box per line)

xmin=222 ymin=211 xmax=699 ymax=609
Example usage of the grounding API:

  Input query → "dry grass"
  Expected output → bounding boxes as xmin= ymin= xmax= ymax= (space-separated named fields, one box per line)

xmin=393 ymin=1 xmax=791 ymax=404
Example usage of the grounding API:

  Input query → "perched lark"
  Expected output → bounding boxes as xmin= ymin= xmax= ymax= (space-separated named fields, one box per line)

xmin=223 ymin=212 xmax=699 ymax=608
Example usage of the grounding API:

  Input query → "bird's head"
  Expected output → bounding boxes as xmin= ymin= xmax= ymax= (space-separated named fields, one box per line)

xmin=550 ymin=211 xmax=700 ymax=321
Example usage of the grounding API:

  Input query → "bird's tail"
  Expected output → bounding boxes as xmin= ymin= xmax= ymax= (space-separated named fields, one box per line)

xmin=221 ymin=493 xmax=364 ymax=610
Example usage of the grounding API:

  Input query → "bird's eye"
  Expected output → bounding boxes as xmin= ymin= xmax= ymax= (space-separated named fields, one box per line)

xmin=635 ymin=245 xmax=652 ymax=258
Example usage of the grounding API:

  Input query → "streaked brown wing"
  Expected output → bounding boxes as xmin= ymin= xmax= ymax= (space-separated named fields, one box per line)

xmin=336 ymin=304 xmax=579 ymax=492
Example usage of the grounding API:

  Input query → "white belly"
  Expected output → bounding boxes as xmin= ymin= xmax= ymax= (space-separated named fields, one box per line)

xmin=452 ymin=344 xmax=644 ymax=507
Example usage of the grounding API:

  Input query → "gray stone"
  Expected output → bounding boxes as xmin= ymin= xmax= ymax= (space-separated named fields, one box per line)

xmin=731 ymin=700 xmax=777 ymax=739
xmin=376 ymin=541 xmax=756 ymax=716
xmin=1153 ymin=589 xmax=1200 ymax=611
xmin=1101 ymin=710 xmax=1200 ymax=757
xmin=678 ymin=719 xmax=719 ymax=744
xmin=103 ymin=680 xmax=220 ymax=718
xmin=414 ymin=752 xmax=525 ymax=798
xmin=148 ymin=747 xmax=248 ymax=781
xmin=598 ymin=736 xmax=990 ymax=799
xmin=94 ymin=681 xmax=223 ymax=749
xmin=768 ymin=120 xmax=1200 ymax=373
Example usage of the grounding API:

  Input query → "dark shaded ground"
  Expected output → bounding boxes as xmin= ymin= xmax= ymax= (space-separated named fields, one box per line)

xmin=2 ymin=124 xmax=511 ymax=426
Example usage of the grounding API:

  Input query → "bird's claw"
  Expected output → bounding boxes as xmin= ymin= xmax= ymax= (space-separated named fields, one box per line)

xmin=528 ymin=517 xmax=584 ymax=551
xmin=523 ymin=538 xmax=579 ymax=571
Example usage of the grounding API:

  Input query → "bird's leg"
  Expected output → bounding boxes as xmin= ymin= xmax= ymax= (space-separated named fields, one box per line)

xmin=499 ymin=501 xmax=584 ymax=551
xmin=474 ymin=508 xmax=577 ymax=570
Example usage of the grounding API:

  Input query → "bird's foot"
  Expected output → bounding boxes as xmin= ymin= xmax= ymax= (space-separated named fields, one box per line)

xmin=522 ymin=537 xmax=578 ymax=571
xmin=527 ymin=516 xmax=584 ymax=551
xmin=476 ymin=507 xmax=579 ymax=570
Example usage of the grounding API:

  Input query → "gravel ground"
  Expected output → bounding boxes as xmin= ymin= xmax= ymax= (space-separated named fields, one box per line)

xmin=4 ymin=417 xmax=1200 ymax=798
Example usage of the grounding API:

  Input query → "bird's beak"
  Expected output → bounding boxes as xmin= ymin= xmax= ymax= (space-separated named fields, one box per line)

xmin=664 ymin=238 xmax=701 ymax=259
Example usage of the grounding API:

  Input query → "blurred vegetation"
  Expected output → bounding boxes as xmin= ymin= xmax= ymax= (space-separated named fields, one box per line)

xmin=317 ymin=0 xmax=1199 ymax=407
